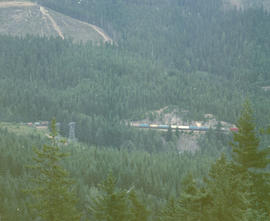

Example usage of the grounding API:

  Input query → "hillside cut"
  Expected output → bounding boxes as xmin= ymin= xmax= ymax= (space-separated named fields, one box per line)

xmin=0 ymin=1 xmax=113 ymax=43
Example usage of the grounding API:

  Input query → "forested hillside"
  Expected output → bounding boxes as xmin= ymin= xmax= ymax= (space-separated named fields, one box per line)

xmin=0 ymin=34 xmax=269 ymax=150
xmin=1 ymin=0 xmax=270 ymax=149
xmin=1 ymin=0 xmax=270 ymax=220
xmin=36 ymin=0 xmax=270 ymax=82
xmin=1 ymin=105 xmax=270 ymax=220
xmin=0 ymin=127 xmax=213 ymax=220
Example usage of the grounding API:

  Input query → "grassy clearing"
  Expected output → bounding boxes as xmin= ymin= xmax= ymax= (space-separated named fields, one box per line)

xmin=0 ymin=122 xmax=49 ymax=137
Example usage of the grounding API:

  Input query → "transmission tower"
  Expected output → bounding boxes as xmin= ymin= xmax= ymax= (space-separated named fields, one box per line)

xmin=68 ymin=122 xmax=76 ymax=142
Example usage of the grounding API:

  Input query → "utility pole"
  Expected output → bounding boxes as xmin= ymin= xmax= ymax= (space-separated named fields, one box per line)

xmin=68 ymin=122 xmax=76 ymax=142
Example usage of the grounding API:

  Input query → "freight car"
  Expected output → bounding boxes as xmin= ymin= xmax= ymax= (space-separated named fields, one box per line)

xmin=135 ymin=123 xmax=238 ymax=132
xmin=139 ymin=124 xmax=149 ymax=128
xmin=189 ymin=126 xmax=209 ymax=131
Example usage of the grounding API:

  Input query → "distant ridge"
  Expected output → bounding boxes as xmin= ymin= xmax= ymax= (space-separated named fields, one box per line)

xmin=0 ymin=1 xmax=113 ymax=44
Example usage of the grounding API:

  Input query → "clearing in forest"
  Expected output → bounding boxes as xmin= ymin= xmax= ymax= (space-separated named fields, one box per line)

xmin=0 ymin=1 xmax=113 ymax=44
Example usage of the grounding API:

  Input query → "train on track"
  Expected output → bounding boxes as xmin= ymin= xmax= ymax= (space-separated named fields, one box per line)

xmin=131 ymin=123 xmax=238 ymax=132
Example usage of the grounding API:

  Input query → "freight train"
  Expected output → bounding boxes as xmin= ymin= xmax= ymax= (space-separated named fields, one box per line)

xmin=131 ymin=123 xmax=238 ymax=132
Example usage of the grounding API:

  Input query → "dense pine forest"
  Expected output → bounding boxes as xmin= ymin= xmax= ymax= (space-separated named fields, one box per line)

xmin=1 ymin=104 xmax=270 ymax=220
xmin=1 ymin=0 xmax=270 ymax=220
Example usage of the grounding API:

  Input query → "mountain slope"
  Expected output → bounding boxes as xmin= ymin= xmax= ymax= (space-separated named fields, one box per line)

xmin=0 ymin=0 xmax=269 ymax=149
xmin=0 ymin=1 xmax=113 ymax=43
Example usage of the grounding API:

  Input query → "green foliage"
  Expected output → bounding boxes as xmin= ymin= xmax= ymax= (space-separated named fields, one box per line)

xmin=0 ymin=127 xmax=216 ymax=220
xmin=231 ymin=101 xmax=270 ymax=215
xmin=1 ymin=0 xmax=270 ymax=149
xmin=242 ymin=208 xmax=269 ymax=221
xmin=0 ymin=1 xmax=270 ymax=220
xmin=0 ymin=181 xmax=6 ymax=221
xmin=160 ymin=198 xmax=178 ymax=221
xmin=231 ymin=100 xmax=269 ymax=171
xmin=35 ymin=0 xmax=270 ymax=83
xmin=27 ymin=121 xmax=81 ymax=221
xmin=0 ymin=33 xmax=260 ymax=149
xmin=177 ymin=174 xmax=211 ymax=221
xmin=0 ymin=101 xmax=270 ymax=220
xmin=205 ymin=154 xmax=249 ymax=221
xmin=128 ymin=189 xmax=150 ymax=221
xmin=89 ymin=173 xmax=135 ymax=221
xmin=158 ymin=102 xmax=270 ymax=221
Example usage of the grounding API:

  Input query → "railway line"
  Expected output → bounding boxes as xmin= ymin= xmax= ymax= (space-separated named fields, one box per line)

xmin=130 ymin=123 xmax=238 ymax=132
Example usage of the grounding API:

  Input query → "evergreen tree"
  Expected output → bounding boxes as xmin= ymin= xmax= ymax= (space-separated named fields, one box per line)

xmin=205 ymin=154 xmax=248 ymax=221
xmin=128 ymin=189 xmax=150 ymax=221
xmin=0 ymin=179 xmax=6 ymax=221
xmin=27 ymin=119 xmax=81 ymax=221
xmin=89 ymin=173 xmax=131 ymax=221
xmin=231 ymin=101 xmax=269 ymax=171
xmin=160 ymin=198 xmax=178 ymax=221
xmin=177 ymin=173 xmax=211 ymax=221
xmin=231 ymin=101 xmax=270 ymax=216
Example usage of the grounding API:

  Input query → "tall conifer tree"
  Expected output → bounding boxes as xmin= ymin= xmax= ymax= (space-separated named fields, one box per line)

xmin=231 ymin=101 xmax=269 ymax=171
xmin=177 ymin=173 xmax=211 ymax=221
xmin=89 ymin=173 xmax=131 ymax=221
xmin=27 ymin=119 xmax=81 ymax=221
xmin=205 ymin=154 xmax=248 ymax=221
xmin=231 ymin=101 xmax=270 ymax=216
xmin=0 ymin=181 xmax=6 ymax=221
xmin=160 ymin=198 xmax=178 ymax=221
xmin=128 ymin=189 xmax=150 ymax=221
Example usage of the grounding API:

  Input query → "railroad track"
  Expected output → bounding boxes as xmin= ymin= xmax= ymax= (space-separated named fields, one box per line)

xmin=130 ymin=123 xmax=238 ymax=132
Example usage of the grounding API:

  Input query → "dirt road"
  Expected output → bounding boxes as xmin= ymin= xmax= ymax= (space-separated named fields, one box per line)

xmin=40 ymin=6 xmax=64 ymax=39
xmin=88 ymin=24 xmax=113 ymax=44
xmin=77 ymin=20 xmax=113 ymax=44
